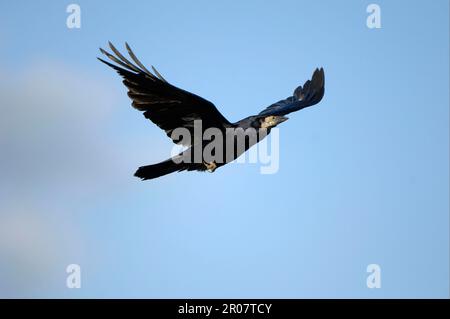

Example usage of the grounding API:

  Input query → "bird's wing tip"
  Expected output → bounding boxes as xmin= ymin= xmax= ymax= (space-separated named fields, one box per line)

xmin=312 ymin=67 xmax=325 ymax=84
xmin=314 ymin=67 xmax=324 ymax=74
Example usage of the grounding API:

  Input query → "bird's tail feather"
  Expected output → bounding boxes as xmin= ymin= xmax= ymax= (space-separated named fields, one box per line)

xmin=134 ymin=158 xmax=188 ymax=180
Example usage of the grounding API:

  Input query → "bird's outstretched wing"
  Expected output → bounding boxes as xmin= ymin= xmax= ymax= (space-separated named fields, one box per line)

xmin=98 ymin=42 xmax=231 ymax=146
xmin=259 ymin=68 xmax=325 ymax=117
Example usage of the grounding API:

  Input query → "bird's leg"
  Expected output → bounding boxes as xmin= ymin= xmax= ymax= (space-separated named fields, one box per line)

xmin=203 ymin=160 xmax=217 ymax=173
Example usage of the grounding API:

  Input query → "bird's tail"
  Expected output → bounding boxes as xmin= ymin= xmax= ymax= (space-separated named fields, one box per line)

xmin=134 ymin=158 xmax=188 ymax=180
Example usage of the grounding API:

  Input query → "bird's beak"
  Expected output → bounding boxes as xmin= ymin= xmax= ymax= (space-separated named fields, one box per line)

xmin=276 ymin=116 xmax=289 ymax=125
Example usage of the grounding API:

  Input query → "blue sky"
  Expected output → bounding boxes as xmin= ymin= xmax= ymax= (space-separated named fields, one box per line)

xmin=0 ymin=0 xmax=448 ymax=298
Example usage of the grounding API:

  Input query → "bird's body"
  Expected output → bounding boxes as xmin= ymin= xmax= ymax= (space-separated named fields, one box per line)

xmin=99 ymin=43 xmax=325 ymax=180
xmin=137 ymin=116 xmax=273 ymax=179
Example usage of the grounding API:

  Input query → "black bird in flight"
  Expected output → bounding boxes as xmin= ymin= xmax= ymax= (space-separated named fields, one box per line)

xmin=99 ymin=43 xmax=325 ymax=180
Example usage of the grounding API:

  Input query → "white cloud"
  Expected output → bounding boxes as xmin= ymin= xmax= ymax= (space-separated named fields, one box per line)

xmin=0 ymin=61 xmax=130 ymax=297
xmin=0 ymin=61 xmax=119 ymax=190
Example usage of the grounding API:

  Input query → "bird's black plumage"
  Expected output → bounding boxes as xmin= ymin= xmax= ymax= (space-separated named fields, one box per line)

xmin=259 ymin=67 xmax=325 ymax=116
xmin=99 ymin=43 xmax=325 ymax=180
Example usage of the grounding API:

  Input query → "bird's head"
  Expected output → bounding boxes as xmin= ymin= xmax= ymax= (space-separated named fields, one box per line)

xmin=260 ymin=115 xmax=289 ymax=129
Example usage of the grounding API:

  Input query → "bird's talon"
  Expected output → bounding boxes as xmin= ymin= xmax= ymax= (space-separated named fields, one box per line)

xmin=203 ymin=160 xmax=217 ymax=173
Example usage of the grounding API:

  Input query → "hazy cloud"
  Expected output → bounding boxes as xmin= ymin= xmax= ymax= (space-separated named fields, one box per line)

xmin=0 ymin=61 xmax=130 ymax=297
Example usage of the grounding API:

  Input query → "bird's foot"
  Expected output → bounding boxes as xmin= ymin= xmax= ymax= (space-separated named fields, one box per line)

xmin=203 ymin=160 xmax=217 ymax=173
